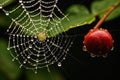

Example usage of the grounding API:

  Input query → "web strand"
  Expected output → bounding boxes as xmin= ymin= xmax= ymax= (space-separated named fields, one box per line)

xmin=1 ymin=0 xmax=74 ymax=73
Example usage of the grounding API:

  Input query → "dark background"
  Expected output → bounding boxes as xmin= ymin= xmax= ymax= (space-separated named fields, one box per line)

xmin=56 ymin=0 xmax=120 ymax=80
xmin=0 ymin=0 xmax=120 ymax=80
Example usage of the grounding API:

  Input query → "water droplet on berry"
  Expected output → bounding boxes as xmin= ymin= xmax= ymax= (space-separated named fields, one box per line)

xmin=102 ymin=54 xmax=108 ymax=58
xmin=90 ymin=53 xmax=96 ymax=57
xmin=83 ymin=46 xmax=87 ymax=51
xmin=111 ymin=47 xmax=114 ymax=51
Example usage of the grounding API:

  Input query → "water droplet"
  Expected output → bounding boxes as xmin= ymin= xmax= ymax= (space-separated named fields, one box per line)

xmin=22 ymin=6 xmax=25 ymax=8
xmin=56 ymin=0 xmax=58 ymax=2
xmin=67 ymin=49 xmax=69 ymax=51
xmin=0 ymin=5 xmax=2 ymax=9
xmin=48 ymin=18 xmax=50 ymax=21
xmin=35 ymin=66 xmax=38 ymax=69
xmin=50 ymin=15 xmax=52 ymax=17
xmin=31 ymin=39 xmax=34 ymax=42
xmin=90 ymin=53 xmax=96 ymax=57
xmin=23 ymin=61 xmax=26 ymax=64
xmin=22 ymin=35 xmax=25 ymax=37
xmin=39 ymin=7 xmax=41 ymax=9
xmin=77 ymin=24 xmax=80 ymax=26
xmin=26 ymin=12 xmax=29 ymax=15
xmin=12 ymin=59 xmax=15 ymax=61
xmin=63 ymin=57 xmax=66 ymax=60
xmin=54 ymin=5 xmax=56 ymax=7
xmin=60 ymin=47 xmax=63 ymax=49
xmin=36 ymin=59 xmax=39 ymax=63
xmin=57 ymin=62 xmax=62 ymax=67
xmin=15 ymin=58 xmax=18 ymax=60
xmin=7 ymin=48 xmax=10 ymax=50
xmin=51 ymin=62 xmax=54 ymax=64
xmin=33 ymin=64 xmax=37 ymax=66
xmin=27 ymin=56 xmax=30 ymax=59
xmin=30 ymin=19 xmax=32 ymax=22
xmin=19 ymin=64 xmax=23 ymax=68
xmin=12 ymin=19 xmax=15 ymax=22
xmin=16 ymin=45 xmax=19 ymax=47
xmin=16 ymin=34 xmax=19 ymax=37
xmin=37 ymin=54 xmax=40 ymax=57
xmin=29 ymin=45 xmax=32 ymax=48
xmin=34 ymin=36 xmax=37 ymax=38
xmin=102 ymin=54 xmax=107 ymax=58
xmin=46 ymin=61 xmax=49 ymax=63
xmin=25 ymin=48 xmax=28 ymax=51
xmin=7 ymin=29 xmax=9 ymax=32
xmin=19 ymin=0 xmax=22 ymax=3
xmin=111 ymin=47 xmax=114 ymax=51
xmin=13 ymin=34 xmax=15 ymax=36
xmin=5 ymin=12 xmax=9 ymax=16
xmin=20 ymin=35 xmax=22 ymax=37
xmin=35 ymin=71 xmax=37 ymax=74
xmin=83 ymin=46 xmax=87 ymax=51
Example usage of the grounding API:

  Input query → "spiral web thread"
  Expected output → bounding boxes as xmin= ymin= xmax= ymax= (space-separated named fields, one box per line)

xmin=0 ymin=0 xmax=74 ymax=73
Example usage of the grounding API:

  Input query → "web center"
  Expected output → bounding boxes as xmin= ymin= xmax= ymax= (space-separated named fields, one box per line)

xmin=37 ymin=33 xmax=47 ymax=41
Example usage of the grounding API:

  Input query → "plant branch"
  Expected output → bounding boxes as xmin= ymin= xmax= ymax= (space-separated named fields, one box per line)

xmin=94 ymin=1 xmax=120 ymax=29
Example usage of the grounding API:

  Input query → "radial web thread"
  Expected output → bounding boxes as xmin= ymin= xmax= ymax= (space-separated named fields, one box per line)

xmin=1 ymin=0 xmax=74 ymax=73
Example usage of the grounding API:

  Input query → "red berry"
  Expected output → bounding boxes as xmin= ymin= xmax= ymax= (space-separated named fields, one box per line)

xmin=83 ymin=28 xmax=114 ymax=58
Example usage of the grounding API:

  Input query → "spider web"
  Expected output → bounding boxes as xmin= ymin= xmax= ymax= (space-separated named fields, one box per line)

xmin=1 ymin=0 xmax=74 ymax=73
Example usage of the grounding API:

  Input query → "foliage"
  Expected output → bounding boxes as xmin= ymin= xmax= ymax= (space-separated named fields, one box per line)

xmin=0 ymin=0 xmax=120 ymax=80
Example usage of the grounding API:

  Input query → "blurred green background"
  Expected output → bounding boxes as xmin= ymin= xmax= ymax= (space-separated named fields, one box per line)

xmin=0 ymin=0 xmax=120 ymax=80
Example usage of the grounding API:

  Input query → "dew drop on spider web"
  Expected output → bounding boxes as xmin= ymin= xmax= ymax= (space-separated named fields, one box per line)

xmin=19 ymin=64 xmax=23 ymax=68
xmin=0 ymin=6 xmax=2 ymax=9
xmin=2 ymin=0 xmax=74 ymax=73
xmin=57 ymin=62 xmax=62 ymax=67
xmin=5 ymin=12 xmax=9 ymax=15
xmin=29 ymin=45 xmax=32 ymax=49
xmin=27 ymin=56 xmax=30 ymax=59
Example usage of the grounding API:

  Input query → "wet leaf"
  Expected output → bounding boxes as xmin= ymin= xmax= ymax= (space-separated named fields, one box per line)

xmin=48 ymin=5 xmax=95 ymax=37
xmin=1 ymin=0 xmax=120 ymax=37
xmin=63 ymin=5 xmax=95 ymax=30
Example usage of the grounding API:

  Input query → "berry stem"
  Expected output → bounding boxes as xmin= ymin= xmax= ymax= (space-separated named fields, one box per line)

xmin=94 ymin=1 xmax=120 ymax=29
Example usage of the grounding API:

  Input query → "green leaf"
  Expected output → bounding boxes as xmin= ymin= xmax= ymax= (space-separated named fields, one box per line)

xmin=62 ymin=5 xmax=95 ymax=32
xmin=48 ymin=5 xmax=95 ymax=37
xmin=91 ymin=0 xmax=120 ymax=21
xmin=0 ymin=13 xmax=11 ymax=27
xmin=0 ymin=38 xmax=21 ymax=80
xmin=0 ymin=0 xmax=15 ymax=7
xmin=2 ymin=4 xmax=95 ymax=37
